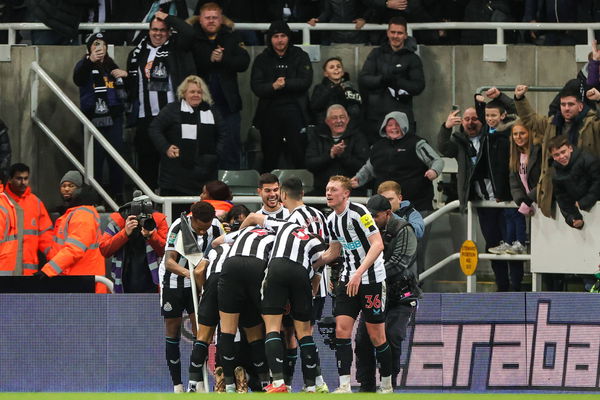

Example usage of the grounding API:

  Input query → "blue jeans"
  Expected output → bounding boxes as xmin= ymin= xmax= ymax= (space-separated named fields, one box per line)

xmin=503 ymin=208 xmax=526 ymax=244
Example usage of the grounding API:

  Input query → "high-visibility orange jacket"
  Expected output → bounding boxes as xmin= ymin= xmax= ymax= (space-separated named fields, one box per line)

xmin=41 ymin=205 xmax=108 ymax=293
xmin=5 ymin=184 xmax=53 ymax=275
xmin=0 ymin=184 xmax=20 ymax=276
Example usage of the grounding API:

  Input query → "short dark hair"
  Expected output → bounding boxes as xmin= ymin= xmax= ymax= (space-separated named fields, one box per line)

xmin=9 ymin=163 xmax=29 ymax=178
xmin=388 ymin=16 xmax=407 ymax=29
xmin=485 ymin=100 xmax=506 ymax=114
xmin=559 ymin=86 xmax=583 ymax=103
xmin=191 ymin=201 xmax=216 ymax=222
xmin=227 ymin=204 xmax=250 ymax=222
xmin=322 ymin=56 xmax=343 ymax=71
xmin=258 ymin=173 xmax=279 ymax=188
xmin=204 ymin=180 xmax=232 ymax=201
xmin=281 ymin=177 xmax=303 ymax=200
xmin=149 ymin=16 xmax=170 ymax=30
xmin=547 ymin=135 xmax=570 ymax=152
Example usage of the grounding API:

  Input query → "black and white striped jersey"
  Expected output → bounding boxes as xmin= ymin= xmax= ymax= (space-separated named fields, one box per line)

xmin=285 ymin=205 xmax=330 ymax=297
xmin=224 ymin=225 xmax=276 ymax=261
xmin=257 ymin=205 xmax=290 ymax=220
xmin=326 ymin=202 xmax=386 ymax=284
xmin=204 ymin=243 xmax=230 ymax=280
xmin=159 ymin=216 xmax=224 ymax=289
xmin=264 ymin=219 xmax=328 ymax=271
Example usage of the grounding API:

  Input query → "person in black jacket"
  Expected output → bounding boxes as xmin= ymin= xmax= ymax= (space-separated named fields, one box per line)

xmin=549 ymin=135 xmax=600 ymax=229
xmin=189 ymin=2 xmax=250 ymax=170
xmin=305 ymin=105 xmax=369 ymax=195
xmin=149 ymin=75 xmax=223 ymax=217
xmin=126 ymin=11 xmax=196 ymax=191
xmin=250 ymin=20 xmax=313 ymax=172
xmin=73 ymin=32 xmax=128 ymax=201
xmin=358 ymin=16 xmax=425 ymax=144
xmin=26 ymin=0 xmax=96 ymax=44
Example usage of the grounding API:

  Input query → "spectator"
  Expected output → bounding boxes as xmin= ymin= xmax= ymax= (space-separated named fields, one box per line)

xmin=310 ymin=57 xmax=363 ymax=125
xmin=223 ymin=204 xmax=250 ymax=232
xmin=0 ymin=172 xmax=19 ymax=275
xmin=0 ymin=118 xmax=10 ymax=179
xmin=26 ymin=0 xmax=96 ymax=45
xmin=358 ymin=16 xmax=425 ymax=143
xmin=189 ymin=2 xmax=250 ymax=170
xmin=461 ymin=0 xmax=513 ymax=44
xmin=73 ymin=32 xmax=127 ymax=202
xmin=4 ymin=163 xmax=53 ymax=275
xmin=149 ymin=75 xmax=223 ymax=218
xmin=351 ymin=111 xmax=443 ymax=213
xmin=548 ymin=135 xmax=600 ymax=229
xmin=377 ymin=180 xmax=424 ymax=239
xmin=250 ymin=20 xmax=313 ymax=172
xmin=194 ymin=0 xmax=263 ymax=45
xmin=305 ymin=104 xmax=369 ymax=195
xmin=523 ymin=0 xmax=588 ymax=45
xmin=200 ymin=180 xmax=234 ymax=218
xmin=126 ymin=11 xmax=196 ymax=190
xmin=99 ymin=192 xmax=168 ymax=293
xmin=34 ymin=171 xmax=109 ymax=293
xmin=307 ymin=0 xmax=367 ymax=44
xmin=588 ymin=40 xmax=600 ymax=90
xmin=514 ymin=83 xmax=600 ymax=218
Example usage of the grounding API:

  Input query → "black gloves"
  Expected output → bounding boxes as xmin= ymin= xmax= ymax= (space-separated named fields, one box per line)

xmin=32 ymin=270 xmax=48 ymax=279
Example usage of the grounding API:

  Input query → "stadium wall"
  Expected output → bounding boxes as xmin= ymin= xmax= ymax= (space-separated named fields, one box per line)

xmin=2 ymin=292 xmax=600 ymax=392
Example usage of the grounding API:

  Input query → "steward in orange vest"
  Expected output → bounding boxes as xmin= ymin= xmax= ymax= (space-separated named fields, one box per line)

xmin=5 ymin=163 xmax=53 ymax=275
xmin=0 ymin=177 xmax=20 ymax=275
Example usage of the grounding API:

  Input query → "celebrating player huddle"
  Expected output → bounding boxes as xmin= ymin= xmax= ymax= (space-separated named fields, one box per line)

xmin=160 ymin=174 xmax=395 ymax=394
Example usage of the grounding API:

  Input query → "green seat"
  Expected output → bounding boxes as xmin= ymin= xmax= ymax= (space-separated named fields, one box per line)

xmin=219 ymin=170 xmax=260 ymax=196
xmin=271 ymin=169 xmax=315 ymax=194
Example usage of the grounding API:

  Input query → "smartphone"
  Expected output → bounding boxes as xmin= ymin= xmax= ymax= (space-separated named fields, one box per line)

xmin=451 ymin=104 xmax=459 ymax=111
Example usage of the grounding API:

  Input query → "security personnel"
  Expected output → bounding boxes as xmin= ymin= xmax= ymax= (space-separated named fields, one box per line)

xmin=34 ymin=171 xmax=108 ymax=293
xmin=4 ymin=163 xmax=53 ymax=275
xmin=0 ymin=173 xmax=20 ymax=275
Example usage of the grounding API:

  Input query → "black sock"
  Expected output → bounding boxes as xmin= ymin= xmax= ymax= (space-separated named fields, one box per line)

xmin=165 ymin=337 xmax=182 ymax=385
xmin=219 ymin=333 xmax=236 ymax=385
xmin=299 ymin=336 xmax=318 ymax=387
xmin=335 ymin=338 xmax=353 ymax=376
xmin=264 ymin=332 xmax=284 ymax=381
xmin=189 ymin=340 xmax=209 ymax=382
xmin=375 ymin=342 xmax=392 ymax=378
xmin=284 ymin=346 xmax=298 ymax=385
xmin=249 ymin=338 xmax=269 ymax=382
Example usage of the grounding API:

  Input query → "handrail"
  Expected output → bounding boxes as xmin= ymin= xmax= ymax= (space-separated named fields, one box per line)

xmin=476 ymin=85 xmax=563 ymax=95
xmin=1 ymin=21 xmax=599 ymax=45
xmin=95 ymin=275 xmax=114 ymax=294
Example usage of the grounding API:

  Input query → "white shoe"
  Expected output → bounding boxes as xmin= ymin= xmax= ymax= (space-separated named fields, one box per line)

xmin=315 ymin=382 xmax=329 ymax=393
xmin=489 ymin=241 xmax=511 ymax=254
xmin=377 ymin=384 xmax=393 ymax=394
xmin=333 ymin=383 xmax=352 ymax=393
xmin=506 ymin=240 xmax=527 ymax=254
xmin=173 ymin=384 xmax=185 ymax=393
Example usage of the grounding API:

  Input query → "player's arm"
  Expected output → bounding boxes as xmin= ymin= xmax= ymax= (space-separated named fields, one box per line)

xmin=193 ymin=258 xmax=209 ymax=292
xmin=320 ymin=241 xmax=341 ymax=264
xmin=165 ymin=250 xmax=190 ymax=278
xmin=239 ymin=212 xmax=267 ymax=230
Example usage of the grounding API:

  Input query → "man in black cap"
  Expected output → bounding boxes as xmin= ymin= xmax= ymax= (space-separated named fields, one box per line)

xmin=354 ymin=194 xmax=420 ymax=392
xmin=250 ymin=20 xmax=313 ymax=172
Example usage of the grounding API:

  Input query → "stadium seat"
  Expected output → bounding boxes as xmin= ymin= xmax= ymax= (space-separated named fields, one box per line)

xmin=271 ymin=169 xmax=315 ymax=194
xmin=220 ymin=169 xmax=261 ymax=195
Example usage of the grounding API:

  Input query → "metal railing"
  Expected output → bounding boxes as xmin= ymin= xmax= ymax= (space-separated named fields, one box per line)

xmin=96 ymin=275 xmax=114 ymax=293
xmin=1 ymin=21 xmax=599 ymax=46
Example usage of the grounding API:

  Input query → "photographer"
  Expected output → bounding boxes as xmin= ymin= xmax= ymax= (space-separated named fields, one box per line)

xmin=354 ymin=194 xmax=420 ymax=392
xmin=99 ymin=191 xmax=168 ymax=293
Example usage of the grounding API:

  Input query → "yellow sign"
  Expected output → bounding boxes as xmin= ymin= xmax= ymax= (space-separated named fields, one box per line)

xmin=459 ymin=240 xmax=478 ymax=276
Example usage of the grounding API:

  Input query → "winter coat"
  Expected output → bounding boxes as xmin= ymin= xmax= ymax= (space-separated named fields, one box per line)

xmin=552 ymin=148 xmax=600 ymax=227
xmin=509 ymin=144 xmax=542 ymax=207
xmin=73 ymin=56 xmax=125 ymax=117
xmin=27 ymin=0 xmax=97 ymax=39
xmin=358 ymin=37 xmax=425 ymax=124
xmin=310 ymin=73 xmax=362 ymax=124
xmin=515 ymin=95 xmax=600 ymax=217
xmin=305 ymin=123 xmax=369 ymax=193
xmin=316 ymin=0 xmax=367 ymax=43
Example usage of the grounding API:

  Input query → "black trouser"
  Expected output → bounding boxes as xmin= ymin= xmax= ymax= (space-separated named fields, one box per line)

xmin=477 ymin=208 xmax=523 ymax=291
xmin=258 ymin=103 xmax=305 ymax=172
xmin=355 ymin=303 xmax=415 ymax=387
xmin=134 ymin=116 xmax=160 ymax=191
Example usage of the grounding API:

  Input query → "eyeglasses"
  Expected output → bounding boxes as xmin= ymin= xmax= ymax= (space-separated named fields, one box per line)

xmin=150 ymin=28 xmax=169 ymax=33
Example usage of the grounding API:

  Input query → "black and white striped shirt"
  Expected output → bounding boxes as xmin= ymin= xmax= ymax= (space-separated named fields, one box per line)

xmin=137 ymin=43 xmax=175 ymax=118
xmin=204 ymin=243 xmax=230 ymax=280
xmin=159 ymin=216 xmax=224 ymax=289
xmin=264 ymin=220 xmax=328 ymax=271
xmin=224 ymin=226 xmax=276 ymax=261
xmin=257 ymin=205 xmax=290 ymax=220
xmin=326 ymin=202 xmax=386 ymax=284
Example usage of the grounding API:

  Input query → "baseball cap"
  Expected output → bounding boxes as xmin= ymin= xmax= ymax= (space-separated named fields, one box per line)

xmin=366 ymin=194 xmax=391 ymax=214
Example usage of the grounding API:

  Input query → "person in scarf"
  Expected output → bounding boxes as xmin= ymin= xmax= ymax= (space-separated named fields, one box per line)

xmin=126 ymin=10 xmax=196 ymax=191
xmin=73 ymin=32 xmax=127 ymax=202
xmin=149 ymin=75 xmax=223 ymax=218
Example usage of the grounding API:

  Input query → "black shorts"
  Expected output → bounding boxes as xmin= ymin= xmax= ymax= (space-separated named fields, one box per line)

xmin=218 ymin=255 xmax=266 ymax=328
xmin=312 ymin=296 xmax=326 ymax=325
xmin=262 ymin=258 xmax=313 ymax=322
xmin=197 ymin=273 xmax=220 ymax=327
xmin=161 ymin=286 xmax=195 ymax=318
xmin=333 ymin=281 xmax=386 ymax=324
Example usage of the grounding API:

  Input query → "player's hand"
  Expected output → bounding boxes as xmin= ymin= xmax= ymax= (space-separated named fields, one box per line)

xmin=125 ymin=215 xmax=139 ymax=236
xmin=514 ymin=85 xmax=528 ymax=100
xmin=346 ymin=272 xmax=362 ymax=297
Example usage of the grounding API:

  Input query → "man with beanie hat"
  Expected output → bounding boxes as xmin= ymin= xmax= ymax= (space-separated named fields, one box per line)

xmin=33 ymin=170 xmax=108 ymax=293
xmin=354 ymin=194 xmax=419 ymax=392
xmin=250 ymin=20 xmax=313 ymax=172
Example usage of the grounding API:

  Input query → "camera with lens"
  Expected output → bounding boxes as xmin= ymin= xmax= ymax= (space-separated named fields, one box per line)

xmin=120 ymin=190 xmax=156 ymax=231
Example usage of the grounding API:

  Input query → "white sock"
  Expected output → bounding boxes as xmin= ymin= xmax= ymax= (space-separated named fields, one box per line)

xmin=273 ymin=379 xmax=285 ymax=388
xmin=315 ymin=375 xmax=324 ymax=386
xmin=381 ymin=375 xmax=392 ymax=387
xmin=305 ymin=385 xmax=316 ymax=392
xmin=339 ymin=375 xmax=351 ymax=386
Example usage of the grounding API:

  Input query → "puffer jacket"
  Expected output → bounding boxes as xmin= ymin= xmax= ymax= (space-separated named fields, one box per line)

xmin=509 ymin=144 xmax=542 ymax=206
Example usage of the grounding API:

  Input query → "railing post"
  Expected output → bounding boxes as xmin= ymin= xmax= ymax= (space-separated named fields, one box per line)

xmin=496 ymin=27 xmax=504 ymax=45
xmin=588 ymin=28 xmax=595 ymax=45
xmin=466 ymin=201 xmax=476 ymax=293
xmin=83 ymin=126 xmax=94 ymax=184
xmin=164 ymin=199 xmax=172 ymax=224
xmin=31 ymin=67 xmax=39 ymax=118
xmin=302 ymin=26 xmax=310 ymax=44
xmin=531 ymin=272 xmax=542 ymax=292
xmin=8 ymin=28 xmax=15 ymax=45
